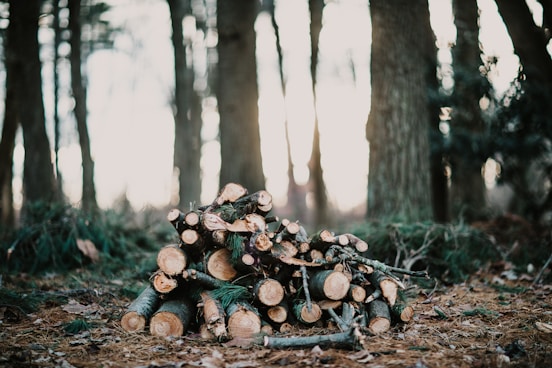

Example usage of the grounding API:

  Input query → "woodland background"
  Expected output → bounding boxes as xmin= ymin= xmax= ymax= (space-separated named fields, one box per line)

xmin=0 ymin=0 xmax=551 ymax=300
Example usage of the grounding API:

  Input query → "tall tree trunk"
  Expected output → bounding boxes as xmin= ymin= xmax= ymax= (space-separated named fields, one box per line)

xmin=69 ymin=0 xmax=97 ymax=213
xmin=264 ymin=0 xmax=307 ymax=221
xmin=0 ymin=71 xmax=17 ymax=228
xmin=449 ymin=0 xmax=486 ymax=221
xmin=217 ymin=0 xmax=265 ymax=193
xmin=168 ymin=0 xmax=202 ymax=209
xmin=308 ymin=0 xmax=329 ymax=228
xmin=7 ymin=0 xmax=58 ymax=210
xmin=53 ymin=0 xmax=63 ymax=196
xmin=366 ymin=0 xmax=435 ymax=221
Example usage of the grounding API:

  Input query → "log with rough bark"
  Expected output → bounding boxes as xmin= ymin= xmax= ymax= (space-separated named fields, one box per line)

xmin=200 ymin=291 xmax=227 ymax=340
xmin=367 ymin=299 xmax=391 ymax=334
xmin=309 ymin=270 xmax=350 ymax=301
xmin=226 ymin=302 xmax=262 ymax=338
xmin=264 ymin=327 xmax=364 ymax=349
xmin=266 ymin=302 xmax=289 ymax=324
xmin=149 ymin=298 xmax=194 ymax=337
xmin=180 ymin=229 xmax=204 ymax=252
xmin=120 ymin=285 xmax=160 ymax=332
xmin=253 ymin=278 xmax=285 ymax=307
xmin=293 ymin=300 xmax=323 ymax=324
xmin=156 ymin=244 xmax=187 ymax=276
xmin=370 ymin=270 xmax=399 ymax=307
xmin=151 ymin=270 xmax=178 ymax=294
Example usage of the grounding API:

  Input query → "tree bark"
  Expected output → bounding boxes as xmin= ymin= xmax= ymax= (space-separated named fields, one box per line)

xmin=226 ymin=302 xmax=262 ymax=338
xmin=217 ymin=0 xmax=265 ymax=192
xmin=0 ymin=69 xmax=17 ymax=228
xmin=366 ymin=0 xmax=436 ymax=221
xmin=167 ymin=0 xmax=202 ymax=208
xmin=8 ymin=0 xmax=58 ymax=209
xmin=121 ymin=285 xmax=160 ymax=332
xmin=156 ymin=244 xmax=188 ymax=276
xmin=68 ymin=0 xmax=98 ymax=214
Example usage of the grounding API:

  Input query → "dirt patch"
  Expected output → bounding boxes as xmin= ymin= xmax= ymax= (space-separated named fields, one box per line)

xmin=1 ymin=268 xmax=551 ymax=368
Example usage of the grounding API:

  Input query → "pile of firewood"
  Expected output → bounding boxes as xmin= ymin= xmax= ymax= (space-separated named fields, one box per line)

xmin=120 ymin=183 xmax=426 ymax=349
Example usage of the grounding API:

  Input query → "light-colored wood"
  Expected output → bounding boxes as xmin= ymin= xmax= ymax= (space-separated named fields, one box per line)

xmin=254 ymin=278 xmax=285 ymax=306
xmin=149 ymin=298 xmax=194 ymax=337
xmin=206 ymin=248 xmax=237 ymax=281
xmin=151 ymin=270 xmax=178 ymax=294
xmin=156 ymin=244 xmax=187 ymax=276
xmin=309 ymin=270 xmax=350 ymax=301
xmin=121 ymin=285 xmax=159 ymax=332
xmin=226 ymin=302 xmax=262 ymax=338
xmin=293 ymin=300 xmax=322 ymax=324
xmin=367 ymin=299 xmax=391 ymax=334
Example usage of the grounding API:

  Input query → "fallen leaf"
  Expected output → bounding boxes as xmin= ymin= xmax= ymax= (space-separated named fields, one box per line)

xmin=76 ymin=239 xmax=100 ymax=263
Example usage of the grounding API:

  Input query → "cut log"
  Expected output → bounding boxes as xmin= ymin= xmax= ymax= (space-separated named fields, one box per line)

xmin=167 ymin=209 xmax=186 ymax=235
xmin=370 ymin=271 xmax=399 ymax=307
xmin=200 ymin=291 xmax=227 ymax=340
xmin=212 ymin=182 xmax=248 ymax=206
xmin=254 ymin=278 xmax=285 ymax=307
xmin=347 ymin=284 xmax=367 ymax=303
xmin=202 ymin=212 xmax=231 ymax=231
xmin=270 ymin=240 xmax=298 ymax=259
xmin=293 ymin=300 xmax=323 ymax=324
xmin=121 ymin=285 xmax=160 ymax=332
xmin=264 ymin=327 xmax=362 ymax=349
xmin=309 ymin=270 xmax=350 ymax=301
xmin=367 ymin=299 xmax=391 ymax=334
xmin=206 ymin=248 xmax=238 ymax=281
xmin=151 ymin=270 xmax=178 ymax=294
xmin=210 ymin=229 xmax=228 ymax=246
xmin=391 ymin=300 xmax=415 ymax=323
xmin=342 ymin=233 xmax=369 ymax=253
xmin=317 ymin=299 xmax=343 ymax=310
xmin=149 ymin=298 xmax=194 ymax=337
xmin=226 ymin=302 xmax=262 ymax=338
xmin=180 ymin=229 xmax=204 ymax=252
xmin=251 ymin=231 xmax=273 ymax=252
xmin=156 ymin=244 xmax=187 ymax=276
xmin=266 ymin=302 xmax=289 ymax=324
xmin=184 ymin=210 xmax=201 ymax=228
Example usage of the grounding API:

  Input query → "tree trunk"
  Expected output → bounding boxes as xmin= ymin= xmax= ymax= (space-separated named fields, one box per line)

xmin=68 ymin=0 xmax=98 ymax=214
xmin=308 ymin=0 xmax=329 ymax=229
xmin=495 ymin=0 xmax=552 ymax=83
xmin=121 ymin=285 xmax=160 ymax=332
xmin=8 ymin=0 xmax=58 ymax=210
xmin=0 ymin=71 xmax=17 ymax=228
xmin=449 ymin=0 xmax=487 ymax=222
xmin=167 ymin=0 xmax=201 ymax=209
xmin=366 ymin=0 xmax=435 ymax=221
xmin=217 ymin=0 xmax=265 ymax=193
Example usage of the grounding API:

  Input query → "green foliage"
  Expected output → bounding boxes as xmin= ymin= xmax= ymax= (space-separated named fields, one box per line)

xmin=0 ymin=201 xmax=172 ymax=275
xmin=0 ymin=288 xmax=41 ymax=313
xmin=349 ymin=220 xmax=500 ymax=283
xmin=209 ymin=284 xmax=252 ymax=310
xmin=63 ymin=318 xmax=91 ymax=334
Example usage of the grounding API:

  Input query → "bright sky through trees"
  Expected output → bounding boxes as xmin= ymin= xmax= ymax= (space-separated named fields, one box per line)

xmin=9 ymin=0 xmax=542 ymax=212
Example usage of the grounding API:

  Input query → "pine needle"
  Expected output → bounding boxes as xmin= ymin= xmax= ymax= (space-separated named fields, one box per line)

xmin=209 ymin=284 xmax=252 ymax=310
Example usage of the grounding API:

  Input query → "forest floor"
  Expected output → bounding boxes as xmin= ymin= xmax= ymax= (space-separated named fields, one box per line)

xmin=1 ymin=261 xmax=551 ymax=368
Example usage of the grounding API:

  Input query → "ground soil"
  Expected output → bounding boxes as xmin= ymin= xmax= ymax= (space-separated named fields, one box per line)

xmin=1 ymin=264 xmax=551 ymax=368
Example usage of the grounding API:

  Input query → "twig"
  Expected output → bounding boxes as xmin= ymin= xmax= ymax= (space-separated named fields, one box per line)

xmin=263 ymin=326 xmax=364 ymax=350
xmin=300 ymin=259 xmax=312 ymax=311
xmin=534 ymin=251 xmax=552 ymax=285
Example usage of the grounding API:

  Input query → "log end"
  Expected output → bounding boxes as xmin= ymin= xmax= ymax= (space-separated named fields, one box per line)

xmin=121 ymin=311 xmax=146 ymax=332
xmin=150 ymin=311 xmax=184 ymax=337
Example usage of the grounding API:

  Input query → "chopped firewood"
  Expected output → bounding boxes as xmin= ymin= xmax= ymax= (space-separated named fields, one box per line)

xmin=309 ymin=249 xmax=324 ymax=261
xmin=206 ymin=248 xmax=238 ymax=281
xmin=210 ymin=229 xmax=228 ymax=246
xmin=167 ymin=209 xmax=187 ymax=235
xmin=253 ymin=278 xmax=285 ymax=307
xmin=342 ymin=233 xmax=369 ymax=253
xmin=226 ymin=302 xmax=262 ymax=338
xmin=370 ymin=270 xmax=399 ymax=307
xmin=182 ymin=269 xmax=226 ymax=289
xmin=309 ymin=270 xmax=350 ymax=301
xmin=348 ymin=284 xmax=367 ymax=303
xmin=184 ymin=210 xmax=201 ymax=228
xmin=212 ymin=182 xmax=248 ymax=206
xmin=251 ymin=231 xmax=273 ymax=252
xmin=121 ymin=285 xmax=160 ymax=332
xmin=233 ymin=190 xmax=273 ymax=215
xmin=180 ymin=229 xmax=204 ymax=251
xmin=202 ymin=212 xmax=231 ymax=231
xmin=293 ymin=300 xmax=322 ymax=324
xmin=200 ymin=291 xmax=227 ymax=340
xmin=151 ymin=270 xmax=178 ymax=294
xmin=156 ymin=244 xmax=187 ymax=276
xmin=270 ymin=240 xmax=298 ymax=259
xmin=149 ymin=298 xmax=194 ymax=337
xmin=266 ymin=302 xmax=289 ymax=324
xmin=367 ymin=299 xmax=391 ymax=334
xmin=391 ymin=300 xmax=415 ymax=323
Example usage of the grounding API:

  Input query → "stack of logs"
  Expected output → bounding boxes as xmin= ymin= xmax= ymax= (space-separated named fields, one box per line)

xmin=120 ymin=183 xmax=425 ymax=349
